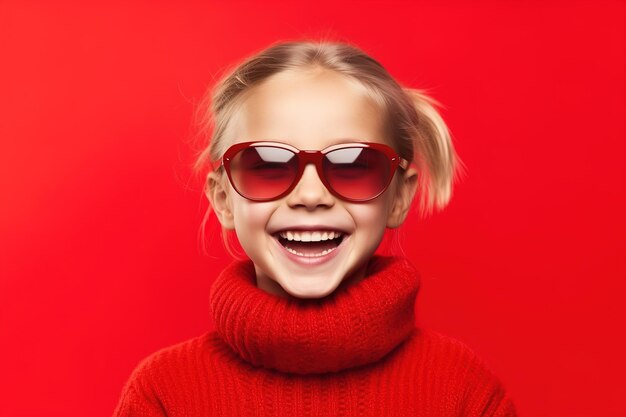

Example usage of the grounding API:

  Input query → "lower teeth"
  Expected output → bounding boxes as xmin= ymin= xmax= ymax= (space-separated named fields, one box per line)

xmin=284 ymin=246 xmax=337 ymax=257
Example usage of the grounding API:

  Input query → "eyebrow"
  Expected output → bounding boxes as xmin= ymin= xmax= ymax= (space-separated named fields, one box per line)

xmin=250 ymin=138 xmax=378 ymax=151
xmin=326 ymin=137 xmax=376 ymax=145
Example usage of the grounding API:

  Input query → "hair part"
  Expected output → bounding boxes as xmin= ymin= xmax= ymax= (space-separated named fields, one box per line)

xmin=191 ymin=39 xmax=464 ymax=258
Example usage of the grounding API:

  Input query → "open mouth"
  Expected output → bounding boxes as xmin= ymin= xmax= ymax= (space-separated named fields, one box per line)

xmin=273 ymin=231 xmax=346 ymax=258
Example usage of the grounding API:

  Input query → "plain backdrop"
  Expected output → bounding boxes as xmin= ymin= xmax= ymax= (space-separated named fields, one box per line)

xmin=1 ymin=1 xmax=624 ymax=416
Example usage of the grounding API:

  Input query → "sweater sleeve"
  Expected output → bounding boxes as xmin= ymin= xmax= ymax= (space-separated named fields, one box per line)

xmin=458 ymin=347 xmax=518 ymax=417
xmin=112 ymin=381 xmax=167 ymax=417
xmin=112 ymin=352 xmax=169 ymax=417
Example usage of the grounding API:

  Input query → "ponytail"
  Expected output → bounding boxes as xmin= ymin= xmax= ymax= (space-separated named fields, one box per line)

xmin=404 ymin=88 xmax=464 ymax=217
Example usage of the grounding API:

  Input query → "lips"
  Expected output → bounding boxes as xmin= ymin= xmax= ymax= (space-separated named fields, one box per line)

xmin=271 ymin=230 xmax=349 ymax=265
xmin=276 ymin=232 xmax=344 ymax=255
xmin=277 ymin=230 xmax=344 ymax=241
xmin=272 ymin=226 xmax=350 ymax=235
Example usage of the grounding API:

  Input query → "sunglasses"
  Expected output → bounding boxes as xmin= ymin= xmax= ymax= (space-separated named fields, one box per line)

xmin=215 ymin=141 xmax=411 ymax=202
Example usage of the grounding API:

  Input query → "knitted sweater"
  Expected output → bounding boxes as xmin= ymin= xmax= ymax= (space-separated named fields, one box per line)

xmin=112 ymin=256 xmax=517 ymax=416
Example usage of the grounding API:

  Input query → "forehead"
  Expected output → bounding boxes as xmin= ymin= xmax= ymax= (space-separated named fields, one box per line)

xmin=233 ymin=69 xmax=389 ymax=149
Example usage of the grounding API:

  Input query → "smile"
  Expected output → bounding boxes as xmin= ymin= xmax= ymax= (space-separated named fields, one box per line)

xmin=272 ymin=230 xmax=348 ymax=264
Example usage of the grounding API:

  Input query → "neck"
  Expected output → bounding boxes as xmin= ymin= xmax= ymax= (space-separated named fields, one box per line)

xmin=254 ymin=261 xmax=369 ymax=301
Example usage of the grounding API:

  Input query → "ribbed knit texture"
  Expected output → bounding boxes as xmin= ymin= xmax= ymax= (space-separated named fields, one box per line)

xmin=113 ymin=255 xmax=517 ymax=416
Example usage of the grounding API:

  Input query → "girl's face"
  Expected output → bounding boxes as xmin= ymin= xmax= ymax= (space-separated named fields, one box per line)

xmin=208 ymin=68 xmax=418 ymax=300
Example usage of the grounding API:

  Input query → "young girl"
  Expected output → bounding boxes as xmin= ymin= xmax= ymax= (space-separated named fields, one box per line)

xmin=113 ymin=40 xmax=517 ymax=416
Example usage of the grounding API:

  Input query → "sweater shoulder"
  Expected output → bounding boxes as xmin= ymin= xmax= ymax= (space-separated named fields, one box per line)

xmin=122 ymin=332 xmax=213 ymax=392
xmin=410 ymin=327 xmax=492 ymax=370
xmin=414 ymin=327 xmax=500 ymax=371
xmin=409 ymin=328 xmax=518 ymax=416
xmin=113 ymin=332 xmax=214 ymax=416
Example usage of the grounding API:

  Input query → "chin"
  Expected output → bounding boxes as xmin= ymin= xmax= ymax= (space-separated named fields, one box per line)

xmin=280 ymin=278 xmax=340 ymax=300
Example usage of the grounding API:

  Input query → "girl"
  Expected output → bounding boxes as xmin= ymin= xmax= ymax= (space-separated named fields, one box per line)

xmin=113 ymin=40 xmax=517 ymax=416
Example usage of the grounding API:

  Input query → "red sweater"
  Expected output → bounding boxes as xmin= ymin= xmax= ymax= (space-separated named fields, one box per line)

xmin=113 ymin=256 xmax=517 ymax=416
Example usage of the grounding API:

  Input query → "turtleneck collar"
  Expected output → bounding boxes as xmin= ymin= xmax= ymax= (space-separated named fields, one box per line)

xmin=209 ymin=255 xmax=421 ymax=375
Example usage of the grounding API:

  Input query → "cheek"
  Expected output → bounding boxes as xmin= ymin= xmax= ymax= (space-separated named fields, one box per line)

xmin=231 ymin=197 xmax=275 ymax=238
xmin=348 ymin=200 xmax=390 ymax=233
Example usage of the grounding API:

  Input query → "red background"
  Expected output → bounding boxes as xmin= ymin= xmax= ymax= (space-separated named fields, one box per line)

xmin=1 ymin=1 xmax=625 ymax=416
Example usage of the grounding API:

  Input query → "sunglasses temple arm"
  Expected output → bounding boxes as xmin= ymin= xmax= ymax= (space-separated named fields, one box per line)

xmin=209 ymin=159 xmax=224 ymax=172
xmin=398 ymin=157 xmax=411 ymax=170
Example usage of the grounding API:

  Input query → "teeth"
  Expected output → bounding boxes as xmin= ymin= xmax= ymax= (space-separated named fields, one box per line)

xmin=284 ymin=246 xmax=338 ymax=257
xmin=278 ymin=230 xmax=344 ymax=242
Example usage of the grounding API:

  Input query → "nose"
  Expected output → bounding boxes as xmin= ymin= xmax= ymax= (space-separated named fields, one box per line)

xmin=285 ymin=163 xmax=335 ymax=210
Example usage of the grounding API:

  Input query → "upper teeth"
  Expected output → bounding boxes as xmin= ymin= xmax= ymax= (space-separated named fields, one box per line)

xmin=278 ymin=230 xmax=343 ymax=242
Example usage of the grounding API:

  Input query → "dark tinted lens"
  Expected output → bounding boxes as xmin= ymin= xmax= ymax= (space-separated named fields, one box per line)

xmin=230 ymin=146 xmax=298 ymax=200
xmin=323 ymin=147 xmax=390 ymax=200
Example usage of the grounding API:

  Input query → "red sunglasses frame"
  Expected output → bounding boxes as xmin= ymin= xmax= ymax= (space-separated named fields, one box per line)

xmin=215 ymin=141 xmax=411 ymax=203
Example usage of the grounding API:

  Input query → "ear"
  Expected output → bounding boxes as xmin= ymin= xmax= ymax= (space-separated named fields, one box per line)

xmin=205 ymin=170 xmax=236 ymax=230
xmin=387 ymin=166 xmax=419 ymax=228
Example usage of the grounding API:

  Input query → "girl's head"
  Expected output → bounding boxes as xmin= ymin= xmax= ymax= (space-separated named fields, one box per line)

xmin=193 ymin=40 xmax=461 ymax=300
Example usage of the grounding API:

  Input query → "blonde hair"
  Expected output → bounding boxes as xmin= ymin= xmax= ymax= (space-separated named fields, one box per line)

xmin=191 ymin=39 xmax=463 ymax=258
